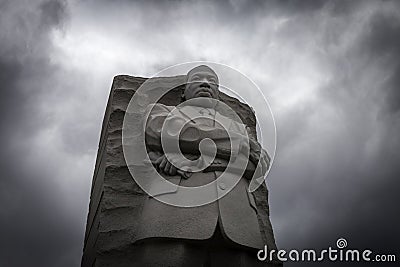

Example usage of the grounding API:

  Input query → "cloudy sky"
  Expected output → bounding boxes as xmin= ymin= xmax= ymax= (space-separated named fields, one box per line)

xmin=1 ymin=0 xmax=400 ymax=266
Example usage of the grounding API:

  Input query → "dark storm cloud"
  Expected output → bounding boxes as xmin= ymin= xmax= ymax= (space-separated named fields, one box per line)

xmin=0 ymin=1 xmax=82 ymax=267
xmin=364 ymin=11 xmax=400 ymax=113
xmin=265 ymin=2 xmax=400 ymax=266
xmin=0 ymin=0 xmax=67 ymax=134
xmin=40 ymin=0 xmax=67 ymax=27
xmin=319 ymin=3 xmax=400 ymax=253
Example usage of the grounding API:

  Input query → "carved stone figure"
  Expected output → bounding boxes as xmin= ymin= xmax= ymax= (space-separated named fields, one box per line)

xmin=133 ymin=65 xmax=280 ymax=266
xmin=81 ymin=65 xmax=281 ymax=267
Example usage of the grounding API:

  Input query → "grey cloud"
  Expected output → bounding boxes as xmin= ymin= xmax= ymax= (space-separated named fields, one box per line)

xmin=39 ymin=0 xmax=68 ymax=27
xmin=364 ymin=11 xmax=400 ymax=113
xmin=0 ymin=0 xmax=68 ymax=133
xmin=266 ymin=3 xmax=400 ymax=265
xmin=0 ymin=1 xmax=81 ymax=267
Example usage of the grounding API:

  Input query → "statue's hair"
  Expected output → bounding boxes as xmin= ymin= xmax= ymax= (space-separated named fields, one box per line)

xmin=186 ymin=65 xmax=219 ymax=81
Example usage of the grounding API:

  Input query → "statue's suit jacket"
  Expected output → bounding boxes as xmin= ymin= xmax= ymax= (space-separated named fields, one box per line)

xmin=136 ymin=102 xmax=265 ymax=250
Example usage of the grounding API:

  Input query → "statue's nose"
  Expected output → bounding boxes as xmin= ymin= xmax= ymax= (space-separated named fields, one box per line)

xmin=199 ymin=81 xmax=211 ymax=88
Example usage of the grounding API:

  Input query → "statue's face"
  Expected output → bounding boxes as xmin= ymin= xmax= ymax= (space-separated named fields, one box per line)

xmin=184 ymin=70 xmax=219 ymax=100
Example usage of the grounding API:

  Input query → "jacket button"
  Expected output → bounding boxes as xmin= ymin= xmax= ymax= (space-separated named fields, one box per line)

xmin=219 ymin=182 xmax=226 ymax=190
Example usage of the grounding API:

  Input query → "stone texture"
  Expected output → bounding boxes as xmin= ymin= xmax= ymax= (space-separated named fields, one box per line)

xmin=81 ymin=75 xmax=278 ymax=266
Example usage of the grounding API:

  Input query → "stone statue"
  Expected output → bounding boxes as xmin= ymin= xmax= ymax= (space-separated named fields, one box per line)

xmin=81 ymin=65 xmax=281 ymax=267
xmin=132 ymin=65 xmax=281 ymax=266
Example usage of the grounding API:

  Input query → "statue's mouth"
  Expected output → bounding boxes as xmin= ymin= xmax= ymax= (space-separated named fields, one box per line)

xmin=196 ymin=86 xmax=212 ymax=95
xmin=196 ymin=90 xmax=212 ymax=97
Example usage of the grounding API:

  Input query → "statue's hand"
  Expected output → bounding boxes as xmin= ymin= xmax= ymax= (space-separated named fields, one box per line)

xmin=154 ymin=154 xmax=177 ymax=176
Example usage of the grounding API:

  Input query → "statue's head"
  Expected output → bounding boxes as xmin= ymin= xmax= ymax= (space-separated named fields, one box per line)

xmin=183 ymin=65 xmax=219 ymax=100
